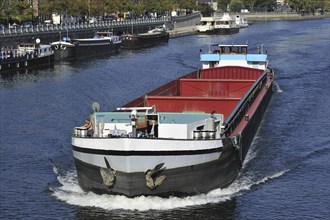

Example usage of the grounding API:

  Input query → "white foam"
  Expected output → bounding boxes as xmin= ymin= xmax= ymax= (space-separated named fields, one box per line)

xmin=50 ymin=167 xmax=290 ymax=211
xmin=273 ymin=81 xmax=283 ymax=93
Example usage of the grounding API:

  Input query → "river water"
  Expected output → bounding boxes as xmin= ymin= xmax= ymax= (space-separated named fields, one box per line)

xmin=1 ymin=18 xmax=329 ymax=219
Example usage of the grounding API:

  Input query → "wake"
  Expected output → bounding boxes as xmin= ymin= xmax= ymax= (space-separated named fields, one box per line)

xmin=49 ymin=161 xmax=290 ymax=211
xmin=273 ymin=81 xmax=283 ymax=93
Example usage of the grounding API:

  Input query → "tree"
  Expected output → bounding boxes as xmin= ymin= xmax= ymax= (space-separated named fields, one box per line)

xmin=177 ymin=0 xmax=195 ymax=11
xmin=285 ymin=0 xmax=327 ymax=14
xmin=242 ymin=0 xmax=256 ymax=11
xmin=218 ymin=0 xmax=231 ymax=11
xmin=0 ymin=0 xmax=14 ymax=23
xmin=229 ymin=0 xmax=244 ymax=12
xmin=253 ymin=0 xmax=276 ymax=12
xmin=197 ymin=3 xmax=214 ymax=17
xmin=9 ymin=0 xmax=33 ymax=23
xmin=39 ymin=0 xmax=54 ymax=21
xmin=131 ymin=0 xmax=146 ymax=17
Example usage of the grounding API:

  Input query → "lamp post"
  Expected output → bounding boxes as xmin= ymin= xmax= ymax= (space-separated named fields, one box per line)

xmin=31 ymin=0 xmax=34 ymax=22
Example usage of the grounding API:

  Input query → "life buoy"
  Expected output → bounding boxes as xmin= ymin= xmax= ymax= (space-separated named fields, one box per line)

xmin=54 ymin=45 xmax=59 ymax=50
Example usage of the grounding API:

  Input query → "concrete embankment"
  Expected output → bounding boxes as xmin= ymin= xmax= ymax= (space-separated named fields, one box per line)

xmin=168 ymin=13 xmax=200 ymax=38
xmin=168 ymin=12 xmax=330 ymax=38
xmin=225 ymin=12 xmax=330 ymax=22
xmin=168 ymin=26 xmax=197 ymax=38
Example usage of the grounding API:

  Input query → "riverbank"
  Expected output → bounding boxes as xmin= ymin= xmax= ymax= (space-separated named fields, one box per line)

xmin=226 ymin=12 xmax=330 ymax=21
xmin=168 ymin=12 xmax=330 ymax=38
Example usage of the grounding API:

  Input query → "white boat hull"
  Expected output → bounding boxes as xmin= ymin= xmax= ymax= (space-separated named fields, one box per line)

xmin=72 ymin=138 xmax=224 ymax=172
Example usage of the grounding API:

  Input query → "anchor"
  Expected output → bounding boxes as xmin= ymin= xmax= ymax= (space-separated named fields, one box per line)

xmin=145 ymin=163 xmax=167 ymax=189
xmin=99 ymin=157 xmax=116 ymax=187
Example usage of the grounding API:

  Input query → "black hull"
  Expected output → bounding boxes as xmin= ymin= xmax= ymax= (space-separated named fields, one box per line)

xmin=197 ymin=28 xmax=239 ymax=35
xmin=197 ymin=30 xmax=216 ymax=35
xmin=121 ymin=33 xmax=169 ymax=49
xmin=73 ymin=138 xmax=242 ymax=197
xmin=53 ymin=43 xmax=121 ymax=59
xmin=0 ymin=55 xmax=54 ymax=72
xmin=213 ymin=28 xmax=239 ymax=35
xmin=240 ymin=80 xmax=274 ymax=161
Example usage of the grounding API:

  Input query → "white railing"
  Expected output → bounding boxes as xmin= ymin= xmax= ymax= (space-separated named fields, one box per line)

xmin=0 ymin=17 xmax=169 ymax=36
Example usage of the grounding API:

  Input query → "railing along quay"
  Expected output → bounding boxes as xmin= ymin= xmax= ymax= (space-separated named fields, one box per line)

xmin=0 ymin=17 xmax=169 ymax=47
xmin=1 ymin=18 xmax=170 ymax=36
xmin=0 ymin=12 xmax=202 ymax=47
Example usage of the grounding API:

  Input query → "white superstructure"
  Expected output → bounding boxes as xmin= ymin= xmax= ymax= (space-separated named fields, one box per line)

xmin=200 ymin=44 xmax=268 ymax=70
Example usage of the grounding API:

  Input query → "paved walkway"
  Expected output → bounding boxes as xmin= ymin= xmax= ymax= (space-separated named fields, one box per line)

xmin=168 ymin=26 xmax=197 ymax=38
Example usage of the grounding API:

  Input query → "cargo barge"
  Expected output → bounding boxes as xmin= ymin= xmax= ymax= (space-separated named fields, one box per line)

xmin=71 ymin=43 xmax=274 ymax=197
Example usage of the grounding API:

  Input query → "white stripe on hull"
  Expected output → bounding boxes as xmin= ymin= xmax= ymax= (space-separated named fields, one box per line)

xmin=72 ymin=137 xmax=224 ymax=151
xmin=72 ymin=150 xmax=222 ymax=173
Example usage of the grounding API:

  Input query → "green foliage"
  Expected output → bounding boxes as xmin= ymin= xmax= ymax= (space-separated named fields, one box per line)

xmin=0 ymin=0 xmax=328 ymax=24
xmin=286 ymin=0 xmax=326 ymax=13
xmin=217 ymin=0 xmax=231 ymax=11
xmin=0 ymin=0 xmax=35 ymax=23
xmin=229 ymin=0 xmax=243 ymax=12
xmin=252 ymin=0 xmax=276 ymax=11
xmin=197 ymin=3 xmax=214 ymax=17
xmin=241 ymin=0 xmax=255 ymax=10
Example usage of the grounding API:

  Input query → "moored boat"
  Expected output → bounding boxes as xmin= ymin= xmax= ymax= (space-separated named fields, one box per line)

xmin=196 ymin=17 xmax=215 ymax=34
xmin=51 ymin=32 xmax=121 ymax=59
xmin=50 ymin=37 xmax=75 ymax=60
xmin=71 ymin=43 xmax=275 ymax=197
xmin=235 ymin=15 xmax=249 ymax=28
xmin=0 ymin=40 xmax=54 ymax=72
xmin=121 ymin=26 xmax=169 ymax=49
xmin=197 ymin=13 xmax=239 ymax=35
xmin=214 ymin=13 xmax=239 ymax=35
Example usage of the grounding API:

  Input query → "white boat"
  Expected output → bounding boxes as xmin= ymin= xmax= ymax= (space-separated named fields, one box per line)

xmin=213 ymin=13 xmax=239 ymax=35
xmin=196 ymin=17 xmax=215 ymax=34
xmin=73 ymin=32 xmax=121 ymax=47
xmin=0 ymin=40 xmax=54 ymax=71
xmin=71 ymin=43 xmax=274 ymax=197
xmin=51 ymin=38 xmax=75 ymax=50
xmin=235 ymin=15 xmax=249 ymax=28
xmin=197 ymin=13 xmax=239 ymax=35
